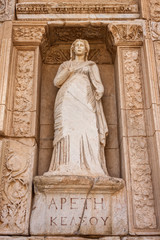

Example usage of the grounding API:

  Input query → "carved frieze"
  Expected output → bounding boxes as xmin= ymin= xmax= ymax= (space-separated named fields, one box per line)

xmin=13 ymin=25 xmax=46 ymax=44
xmin=12 ymin=50 xmax=34 ymax=136
xmin=108 ymin=24 xmax=143 ymax=45
xmin=0 ymin=139 xmax=37 ymax=234
xmin=123 ymin=49 xmax=143 ymax=109
xmin=128 ymin=137 xmax=156 ymax=228
xmin=16 ymin=2 xmax=138 ymax=16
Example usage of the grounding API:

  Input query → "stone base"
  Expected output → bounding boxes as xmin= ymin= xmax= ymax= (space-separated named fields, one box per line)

xmin=30 ymin=175 xmax=127 ymax=236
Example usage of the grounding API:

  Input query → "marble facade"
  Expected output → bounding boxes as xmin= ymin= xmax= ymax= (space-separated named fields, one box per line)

xmin=0 ymin=0 xmax=160 ymax=239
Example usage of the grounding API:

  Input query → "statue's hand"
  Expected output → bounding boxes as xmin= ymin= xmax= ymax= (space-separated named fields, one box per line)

xmin=95 ymin=91 xmax=103 ymax=101
xmin=68 ymin=67 xmax=75 ymax=74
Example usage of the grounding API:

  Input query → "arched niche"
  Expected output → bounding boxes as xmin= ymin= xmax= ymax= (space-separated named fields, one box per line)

xmin=38 ymin=25 xmax=120 ymax=178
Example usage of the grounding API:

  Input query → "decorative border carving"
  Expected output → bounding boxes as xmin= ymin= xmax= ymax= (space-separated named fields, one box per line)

xmin=108 ymin=24 xmax=143 ymax=45
xmin=0 ymin=0 xmax=5 ymax=14
xmin=11 ymin=50 xmax=35 ymax=137
xmin=16 ymin=3 xmax=138 ymax=15
xmin=122 ymin=49 xmax=157 ymax=229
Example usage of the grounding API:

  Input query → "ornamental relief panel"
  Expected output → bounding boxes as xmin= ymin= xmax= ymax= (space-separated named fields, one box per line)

xmin=0 ymin=139 xmax=36 ymax=234
xmin=128 ymin=137 xmax=156 ymax=229
xmin=13 ymin=26 xmax=46 ymax=44
xmin=122 ymin=49 xmax=157 ymax=229
xmin=11 ymin=50 xmax=35 ymax=137
xmin=122 ymin=49 xmax=143 ymax=109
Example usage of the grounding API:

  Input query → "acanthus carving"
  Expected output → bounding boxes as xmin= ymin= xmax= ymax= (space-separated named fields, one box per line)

xmin=13 ymin=26 xmax=45 ymax=43
xmin=129 ymin=137 xmax=156 ymax=228
xmin=0 ymin=140 xmax=32 ymax=234
xmin=151 ymin=22 xmax=160 ymax=40
xmin=16 ymin=3 xmax=138 ymax=15
xmin=12 ymin=50 xmax=34 ymax=136
xmin=150 ymin=0 xmax=160 ymax=21
xmin=123 ymin=50 xmax=143 ymax=109
xmin=108 ymin=24 xmax=143 ymax=45
xmin=44 ymin=46 xmax=110 ymax=64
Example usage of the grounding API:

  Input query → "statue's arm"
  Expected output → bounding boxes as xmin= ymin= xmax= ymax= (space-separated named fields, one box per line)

xmin=89 ymin=63 xmax=104 ymax=100
xmin=54 ymin=62 xmax=71 ymax=88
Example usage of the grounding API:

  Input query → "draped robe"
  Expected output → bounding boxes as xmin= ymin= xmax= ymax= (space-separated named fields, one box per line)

xmin=47 ymin=60 xmax=108 ymax=176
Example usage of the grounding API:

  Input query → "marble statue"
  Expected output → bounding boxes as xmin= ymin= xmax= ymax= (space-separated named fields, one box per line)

xmin=45 ymin=39 xmax=109 ymax=176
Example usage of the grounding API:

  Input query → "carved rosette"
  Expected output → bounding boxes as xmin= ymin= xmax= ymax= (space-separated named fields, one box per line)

xmin=108 ymin=24 xmax=143 ymax=46
xmin=0 ymin=139 xmax=36 ymax=234
xmin=0 ymin=0 xmax=15 ymax=21
xmin=122 ymin=49 xmax=157 ymax=229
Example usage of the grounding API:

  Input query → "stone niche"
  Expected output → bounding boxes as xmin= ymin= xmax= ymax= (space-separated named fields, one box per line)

xmin=38 ymin=25 xmax=120 ymax=178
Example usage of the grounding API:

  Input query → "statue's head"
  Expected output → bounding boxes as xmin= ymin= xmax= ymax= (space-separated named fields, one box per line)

xmin=70 ymin=39 xmax=90 ymax=61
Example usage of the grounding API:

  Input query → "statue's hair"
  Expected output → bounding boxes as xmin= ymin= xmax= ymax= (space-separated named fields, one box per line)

xmin=70 ymin=39 xmax=90 ymax=61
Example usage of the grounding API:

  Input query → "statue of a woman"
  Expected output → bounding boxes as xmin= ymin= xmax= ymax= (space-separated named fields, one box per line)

xmin=45 ymin=39 xmax=109 ymax=176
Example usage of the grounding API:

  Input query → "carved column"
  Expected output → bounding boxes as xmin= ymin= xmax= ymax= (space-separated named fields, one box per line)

xmin=109 ymin=23 xmax=160 ymax=234
xmin=0 ymin=22 xmax=46 ymax=235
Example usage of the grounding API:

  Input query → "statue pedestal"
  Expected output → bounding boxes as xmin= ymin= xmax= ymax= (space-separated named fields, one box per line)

xmin=30 ymin=175 xmax=128 ymax=236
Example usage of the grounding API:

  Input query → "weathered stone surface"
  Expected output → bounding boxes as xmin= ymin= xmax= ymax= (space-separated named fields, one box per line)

xmin=0 ymin=138 xmax=37 ymax=235
xmin=0 ymin=0 xmax=16 ymax=21
xmin=30 ymin=175 xmax=126 ymax=236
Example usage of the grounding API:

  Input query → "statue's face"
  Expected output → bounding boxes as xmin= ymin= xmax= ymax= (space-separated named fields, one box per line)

xmin=74 ymin=41 xmax=86 ymax=56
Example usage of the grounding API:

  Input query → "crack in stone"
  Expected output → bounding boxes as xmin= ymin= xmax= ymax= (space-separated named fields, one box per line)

xmin=74 ymin=176 xmax=99 ymax=235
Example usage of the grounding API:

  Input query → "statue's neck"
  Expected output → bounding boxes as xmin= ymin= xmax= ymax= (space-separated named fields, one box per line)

xmin=74 ymin=55 xmax=85 ymax=62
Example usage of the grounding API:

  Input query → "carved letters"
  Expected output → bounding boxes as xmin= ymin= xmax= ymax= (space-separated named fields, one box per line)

xmin=0 ymin=139 xmax=36 ymax=234
xmin=108 ymin=24 xmax=143 ymax=45
xmin=16 ymin=3 xmax=138 ymax=15
xmin=12 ymin=50 xmax=34 ymax=136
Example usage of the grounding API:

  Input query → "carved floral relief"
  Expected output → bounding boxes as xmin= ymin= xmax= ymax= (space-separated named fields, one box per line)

xmin=12 ymin=50 xmax=34 ymax=136
xmin=108 ymin=24 xmax=143 ymax=45
xmin=150 ymin=0 xmax=160 ymax=21
xmin=13 ymin=26 xmax=45 ymax=43
xmin=0 ymin=139 xmax=36 ymax=234
xmin=122 ymin=49 xmax=157 ymax=229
